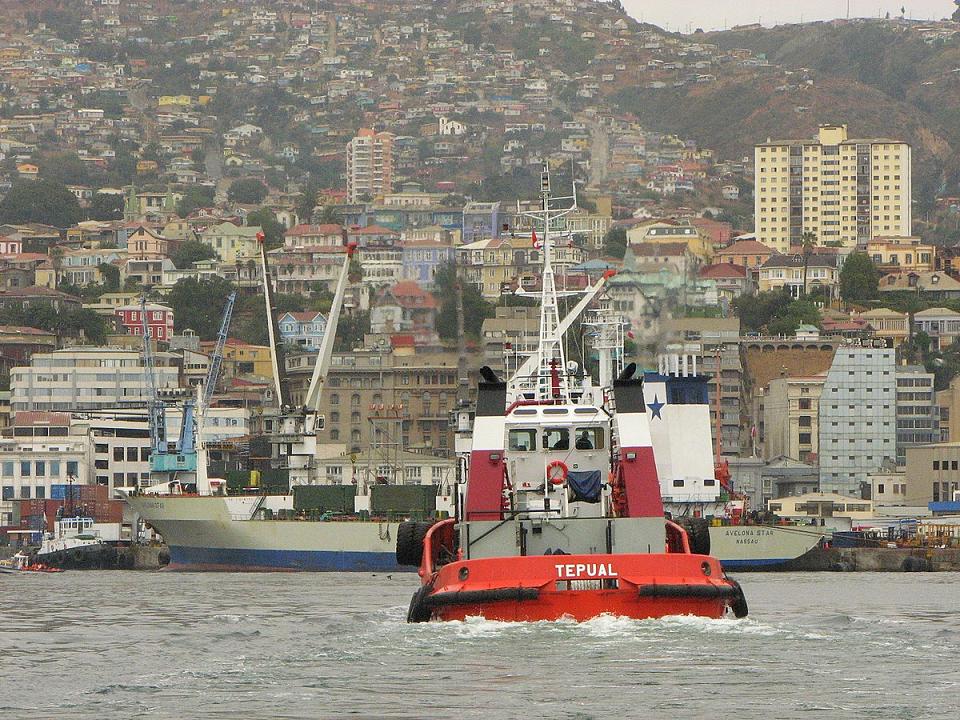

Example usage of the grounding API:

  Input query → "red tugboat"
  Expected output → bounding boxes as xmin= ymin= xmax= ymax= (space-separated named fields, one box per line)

xmin=397 ymin=165 xmax=747 ymax=623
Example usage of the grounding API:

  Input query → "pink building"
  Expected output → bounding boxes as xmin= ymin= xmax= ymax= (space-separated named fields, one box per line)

xmin=115 ymin=303 xmax=175 ymax=341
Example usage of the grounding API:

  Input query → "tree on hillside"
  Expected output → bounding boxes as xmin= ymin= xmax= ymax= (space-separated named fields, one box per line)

xmin=39 ymin=152 xmax=92 ymax=186
xmin=603 ymin=227 xmax=627 ymax=259
xmin=733 ymin=290 xmax=794 ymax=333
xmin=88 ymin=192 xmax=124 ymax=221
xmin=176 ymin=185 xmax=215 ymax=218
xmin=228 ymin=178 xmax=268 ymax=205
xmin=296 ymin=181 xmax=320 ymax=223
xmin=839 ymin=252 xmax=879 ymax=305
xmin=247 ymin=207 xmax=284 ymax=249
xmin=167 ymin=276 xmax=235 ymax=339
xmin=434 ymin=263 xmax=495 ymax=340
xmin=334 ymin=310 xmax=371 ymax=352
xmin=0 ymin=180 xmax=83 ymax=227
xmin=766 ymin=300 xmax=821 ymax=337
xmin=171 ymin=240 xmax=218 ymax=269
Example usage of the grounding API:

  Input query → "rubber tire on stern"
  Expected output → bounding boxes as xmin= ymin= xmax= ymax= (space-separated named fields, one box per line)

xmin=728 ymin=578 xmax=748 ymax=618
xmin=680 ymin=517 xmax=711 ymax=556
xmin=407 ymin=584 xmax=433 ymax=623
xmin=396 ymin=521 xmax=433 ymax=567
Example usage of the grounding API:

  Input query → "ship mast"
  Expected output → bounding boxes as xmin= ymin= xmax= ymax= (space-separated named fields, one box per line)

xmin=517 ymin=162 xmax=578 ymax=401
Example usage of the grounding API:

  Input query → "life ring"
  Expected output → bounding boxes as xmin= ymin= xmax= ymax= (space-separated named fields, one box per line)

xmin=546 ymin=460 xmax=568 ymax=485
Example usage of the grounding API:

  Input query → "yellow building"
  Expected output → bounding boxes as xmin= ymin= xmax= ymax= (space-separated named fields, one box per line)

xmin=857 ymin=308 xmax=908 ymax=347
xmin=626 ymin=219 xmax=714 ymax=262
xmin=457 ymin=235 xmax=584 ymax=299
xmin=754 ymin=124 xmax=912 ymax=253
xmin=216 ymin=339 xmax=273 ymax=381
xmin=865 ymin=236 xmax=935 ymax=273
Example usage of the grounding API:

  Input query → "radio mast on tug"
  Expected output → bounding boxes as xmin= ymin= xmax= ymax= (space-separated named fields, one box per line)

xmin=514 ymin=162 xmax=579 ymax=402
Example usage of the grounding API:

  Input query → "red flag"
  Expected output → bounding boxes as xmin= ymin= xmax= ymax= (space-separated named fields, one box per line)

xmin=532 ymin=228 xmax=542 ymax=249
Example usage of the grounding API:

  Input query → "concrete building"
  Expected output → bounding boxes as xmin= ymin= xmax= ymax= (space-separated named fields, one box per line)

xmin=481 ymin=306 xmax=540 ymax=379
xmin=286 ymin=349 xmax=475 ymax=456
xmin=346 ymin=128 xmax=394 ymax=203
xmin=762 ymin=374 xmax=826 ymax=463
xmin=662 ymin=317 xmax=744 ymax=456
xmin=754 ymin=124 xmax=912 ymax=252
xmin=858 ymin=308 xmax=909 ymax=348
xmin=0 ymin=412 xmax=90 ymax=526
xmin=913 ymin=307 xmax=960 ymax=351
xmin=818 ymin=347 xmax=897 ymax=496
xmin=10 ymin=348 xmax=180 ymax=413
xmin=767 ymin=492 xmax=874 ymax=523
xmin=895 ymin=365 xmax=938 ymax=466
xmin=904 ymin=443 xmax=960 ymax=505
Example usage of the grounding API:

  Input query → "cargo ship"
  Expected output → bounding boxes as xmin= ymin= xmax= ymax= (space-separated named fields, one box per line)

xmin=125 ymin=171 xmax=819 ymax=573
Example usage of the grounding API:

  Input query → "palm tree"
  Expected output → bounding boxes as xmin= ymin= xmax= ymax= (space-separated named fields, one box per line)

xmin=799 ymin=231 xmax=817 ymax=299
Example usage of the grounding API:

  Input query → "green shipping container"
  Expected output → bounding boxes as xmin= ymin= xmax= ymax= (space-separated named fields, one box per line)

xmin=292 ymin=485 xmax=357 ymax=513
xmin=370 ymin=484 xmax=438 ymax=516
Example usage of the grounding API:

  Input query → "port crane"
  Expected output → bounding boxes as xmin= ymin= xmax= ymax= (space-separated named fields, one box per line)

xmin=140 ymin=292 xmax=236 ymax=495
xmin=258 ymin=229 xmax=356 ymax=487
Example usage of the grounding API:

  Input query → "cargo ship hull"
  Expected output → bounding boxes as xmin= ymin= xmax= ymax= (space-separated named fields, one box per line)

xmin=127 ymin=495 xmax=824 ymax=572
xmin=709 ymin=524 xmax=825 ymax=570
xmin=126 ymin=495 xmax=404 ymax=572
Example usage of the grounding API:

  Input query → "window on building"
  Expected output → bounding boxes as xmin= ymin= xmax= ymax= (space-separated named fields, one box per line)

xmin=934 ymin=461 xmax=941 ymax=470
xmin=114 ymin=447 xmax=124 ymax=461
xmin=20 ymin=461 xmax=30 ymax=477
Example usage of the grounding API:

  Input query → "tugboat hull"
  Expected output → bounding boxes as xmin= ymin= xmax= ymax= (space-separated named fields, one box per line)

xmin=411 ymin=553 xmax=746 ymax=622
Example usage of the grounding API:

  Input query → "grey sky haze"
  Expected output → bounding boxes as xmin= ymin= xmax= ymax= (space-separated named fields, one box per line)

xmin=622 ymin=0 xmax=954 ymax=32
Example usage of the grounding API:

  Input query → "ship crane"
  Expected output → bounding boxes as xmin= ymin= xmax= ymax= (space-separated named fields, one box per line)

xmin=258 ymin=229 xmax=356 ymax=487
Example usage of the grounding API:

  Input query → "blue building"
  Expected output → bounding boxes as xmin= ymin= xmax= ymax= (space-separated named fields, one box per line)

xmin=401 ymin=243 xmax=456 ymax=287
xmin=278 ymin=311 xmax=327 ymax=351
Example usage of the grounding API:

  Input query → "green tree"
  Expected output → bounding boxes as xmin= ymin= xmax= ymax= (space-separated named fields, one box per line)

xmin=39 ymin=152 xmax=92 ymax=186
xmin=334 ymin=310 xmax=371 ymax=352
xmin=603 ymin=227 xmax=627 ymax=259
xmin=176 ymin=185 xmax=215 ymax=217
xmin=733 ymin=290 xmax=793 ymax=333
xmin=246 ymin=207 xmax=284 ymax=249
xmin=296 ymin=184 xmax=320 ymax=224
xmin=88 ymin=192 xmax=124 ymax=221
xmin=433 ymin=263 xmax=495 ymax=340
xmin=167 ymin=276 xmax=235 ymax=339
xmin=0 ymin=179 xmax=83 ymax=227
xmin=171 ymin=240 xmax=218 ymax=269
xmin=766 ymin=300 xmax=821 ymax=336
xmin=839 ymin=252 xmax=880 ymax=305
xmin=228 ymin=178 xmax=268 ymax=205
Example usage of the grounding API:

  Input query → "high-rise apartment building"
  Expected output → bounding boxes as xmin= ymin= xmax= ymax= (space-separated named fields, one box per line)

xmin=818 ymin=347 xmax=897 ymax=496
xmin=346 ymin=128 xmax=394 ymax=203
xmin=754 ymin=124 xmax=911 ymax=253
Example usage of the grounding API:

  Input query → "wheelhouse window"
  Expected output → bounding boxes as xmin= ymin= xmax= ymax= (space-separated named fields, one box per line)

xmin=543 ymin=428 xmax=570 ymax=451
xmin=574 ymin=427 xmax=604 ymax=450
xmin=508 ymin=428 xmax=537 ymax=451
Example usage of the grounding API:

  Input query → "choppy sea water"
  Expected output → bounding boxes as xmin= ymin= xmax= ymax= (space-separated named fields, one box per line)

xmin=1 ymin=571 xmax=958 ymax=719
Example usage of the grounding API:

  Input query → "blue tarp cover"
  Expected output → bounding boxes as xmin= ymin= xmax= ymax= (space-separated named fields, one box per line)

xmin=568 ymin=470 xmax=602 ymax=503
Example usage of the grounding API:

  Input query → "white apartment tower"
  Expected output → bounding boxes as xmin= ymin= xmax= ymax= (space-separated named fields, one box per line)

xmin=818 ymin=346 xmax=897 ymax=496
xmin=754 ymin=124 xmax=912 ymax=253
xmin=346 ymin=128 xmax=394 ymax=203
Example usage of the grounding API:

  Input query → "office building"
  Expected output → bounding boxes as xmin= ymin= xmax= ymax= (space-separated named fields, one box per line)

xmin=818 ymin=347 xmax=897 ymax=495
